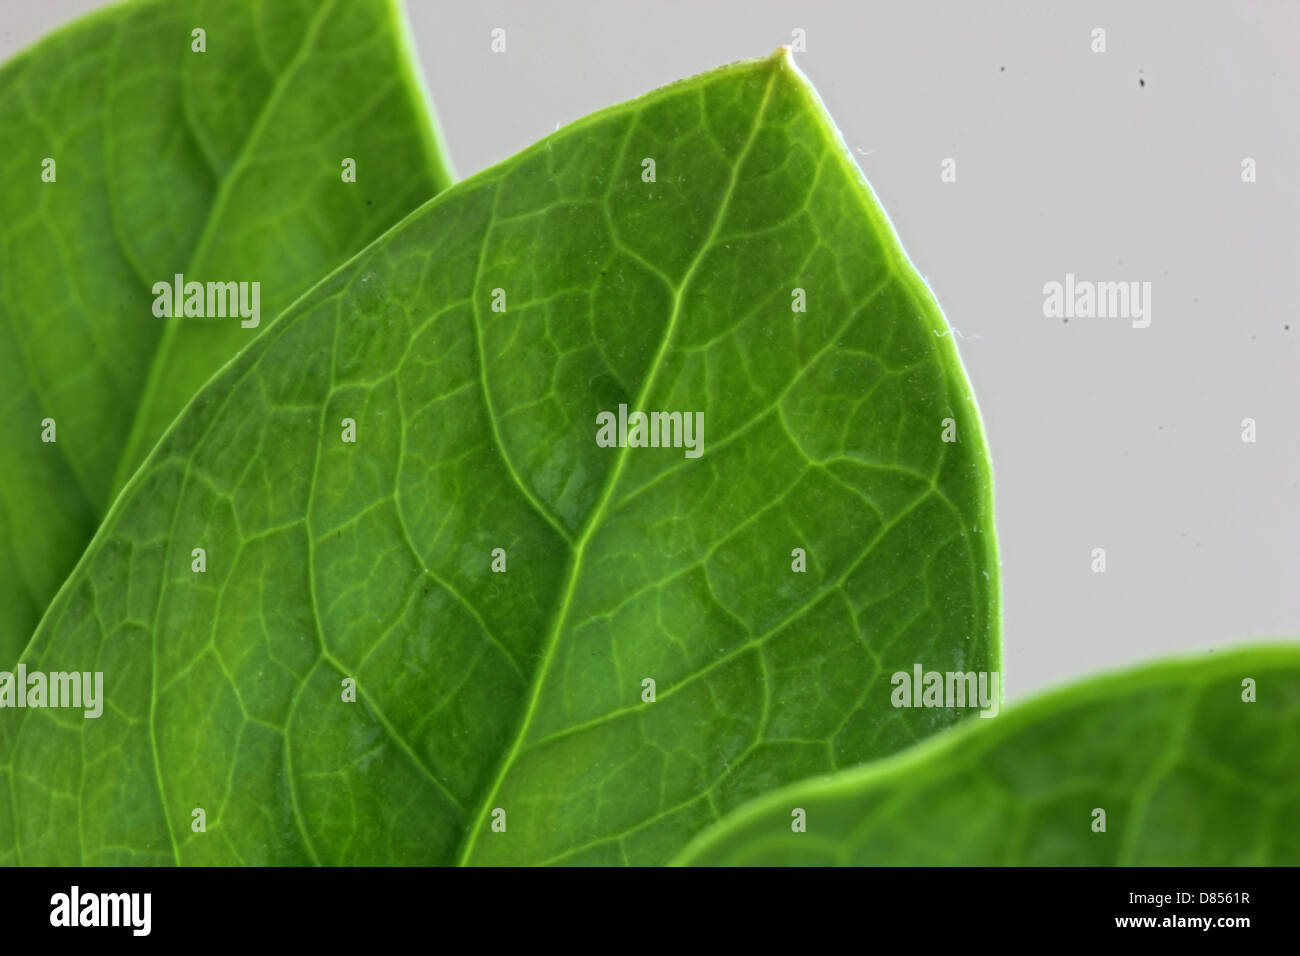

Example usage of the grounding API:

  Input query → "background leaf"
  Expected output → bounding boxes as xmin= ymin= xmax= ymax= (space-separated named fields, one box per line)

xmin=674 ymin=644 xmax=1300 ymax=865
xmin=0 ymin=0 xmax=455 ymax=662
xmin=0 ymin=49 xmax=997 ymax=865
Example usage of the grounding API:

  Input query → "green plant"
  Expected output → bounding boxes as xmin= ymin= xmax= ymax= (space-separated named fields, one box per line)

xmin=1 ymin=0 xmax=1290 ymax=868
xmin=674 ymin=646 xmax=1300 ymax=865
xmin=1 ymin=37 xmax=998 ymax=865
xmin=0 ymin=0 xmax=453 ymax=662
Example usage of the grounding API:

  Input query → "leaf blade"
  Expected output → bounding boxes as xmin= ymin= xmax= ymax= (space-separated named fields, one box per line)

xmin=1 ymin=49 xmax=998 ymax=865
xmin=0 ymin=0 xmax=454 ymax=662
xmin=673 ymin=645 xmax=1300 ymax=865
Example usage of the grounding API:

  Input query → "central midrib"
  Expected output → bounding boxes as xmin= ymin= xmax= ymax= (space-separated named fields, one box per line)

xmin=108 ymin=0 xmax=339 ymax=500
xmin=453 ymin=63 xmax=781 ymax=865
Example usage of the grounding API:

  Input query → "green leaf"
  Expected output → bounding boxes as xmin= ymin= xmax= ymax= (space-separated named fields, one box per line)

xmin=673 ymin=644 xmax=1300 ymax=865
xmin=0 ymin=49 xmax=997 ymax=865
xmin=0 ymin=0 xmax=454 ymax=662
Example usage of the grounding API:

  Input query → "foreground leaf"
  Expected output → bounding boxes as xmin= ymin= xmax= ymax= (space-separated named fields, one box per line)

xmin=673 ymin=645 xmax=1300 ymax=865
xmin=0 ymin=0 xmax=454 ymax=661
xmin=1 ymin=49 xmax=997 ymax=865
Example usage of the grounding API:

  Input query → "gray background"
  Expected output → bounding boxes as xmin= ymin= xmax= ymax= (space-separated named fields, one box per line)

xmin=4 ymin=0 xmax=1297 ymax=699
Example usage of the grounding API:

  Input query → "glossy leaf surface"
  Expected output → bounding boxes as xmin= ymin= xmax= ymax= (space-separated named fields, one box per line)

xmin=0 ymin=50 xmax=997 ymax=865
